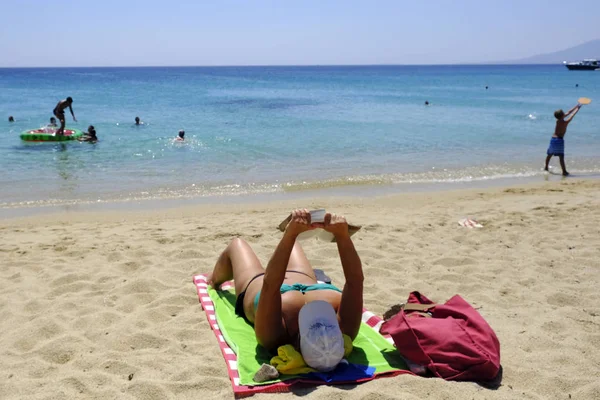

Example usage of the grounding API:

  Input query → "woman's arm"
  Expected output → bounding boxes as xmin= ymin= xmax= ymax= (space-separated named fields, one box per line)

xmin=322 ymin=213 xmax=364 ymax=340
xmin=336 ymin=234 xmax=364 ymax=340
xmin=254 ymin=210 xmax=315 ymax=349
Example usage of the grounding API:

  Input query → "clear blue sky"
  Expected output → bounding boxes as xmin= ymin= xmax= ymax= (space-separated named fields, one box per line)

xmin=1 ymin=0 xmax=598 ymax=67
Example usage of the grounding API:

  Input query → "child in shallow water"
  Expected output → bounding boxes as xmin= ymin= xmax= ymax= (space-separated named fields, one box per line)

xmin=544 ymin=104 xmax=581 ymax=176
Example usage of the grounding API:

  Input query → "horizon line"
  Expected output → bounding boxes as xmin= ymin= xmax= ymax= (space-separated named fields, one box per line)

xmin=0 ymin=62 xmax=565 ymax=69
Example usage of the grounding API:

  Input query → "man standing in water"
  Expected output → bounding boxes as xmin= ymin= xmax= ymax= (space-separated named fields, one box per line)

xmin=53 ymin=97 xmax=77 ymax=136
xmin=544 ymin=104 xmax=581 ymax=176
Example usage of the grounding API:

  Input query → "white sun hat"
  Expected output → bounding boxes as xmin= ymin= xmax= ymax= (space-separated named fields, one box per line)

xmin=298 ymin=300 xmax=345 ymax=372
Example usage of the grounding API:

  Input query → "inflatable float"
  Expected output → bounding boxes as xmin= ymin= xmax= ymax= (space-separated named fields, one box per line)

xmin=20 ymin=128 xmax=83 ymax=142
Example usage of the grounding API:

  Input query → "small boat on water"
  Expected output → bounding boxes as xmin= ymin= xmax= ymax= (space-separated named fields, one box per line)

xmin=563 ymin=59 xmax=599 ymax=71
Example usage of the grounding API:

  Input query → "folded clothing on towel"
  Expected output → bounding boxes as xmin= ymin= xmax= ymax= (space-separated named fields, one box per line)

xmin=306 ymin=361 xmax=376 ymax=383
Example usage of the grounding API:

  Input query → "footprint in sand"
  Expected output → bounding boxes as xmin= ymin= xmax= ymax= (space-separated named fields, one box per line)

xmin=38 ymin=336 xmax=80 ymax=364
xmin=546 ymin=292 xmax=578 ymax=307
xmin=119 ymin=261 xmax=141 ymax=273
xmin=49 ymin=273 xmax=87 ymax=288
xmin=107 ymin=252 xmax=123 ymax=262
xmin=101 ymin=359 xmax=138 ymax=376
xmin=432 ymin=257 xmax=476 ymax=267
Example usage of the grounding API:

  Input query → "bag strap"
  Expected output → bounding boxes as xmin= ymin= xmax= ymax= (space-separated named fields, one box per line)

xmin=382 ymin=302 xmax=438 ymax=322
xmin=402 ymin=303 xmax=437 ymax=312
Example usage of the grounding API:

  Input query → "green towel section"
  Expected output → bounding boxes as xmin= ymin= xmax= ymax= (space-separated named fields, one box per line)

xmin=208 ymin=286 xmax=409 ymax=386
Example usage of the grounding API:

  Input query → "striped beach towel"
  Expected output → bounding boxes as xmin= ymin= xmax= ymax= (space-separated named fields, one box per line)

xmin=193 ymin=274 xmax=412 ymax=397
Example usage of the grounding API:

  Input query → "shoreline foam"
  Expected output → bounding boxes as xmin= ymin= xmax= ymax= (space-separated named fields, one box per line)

xmin=2 ymin=166 xmax=600 ymax=219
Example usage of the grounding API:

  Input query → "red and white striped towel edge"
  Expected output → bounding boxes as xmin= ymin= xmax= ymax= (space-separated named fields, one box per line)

xmin=458 ymin=218 xmax=483 ymax=228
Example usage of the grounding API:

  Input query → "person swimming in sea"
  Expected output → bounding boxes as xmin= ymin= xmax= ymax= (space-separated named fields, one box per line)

xmin=53 ymin=97 xmax=77 ymax=136
xmin=48 ymin=117 xmax=57 ymax=127
xmin=174 ymin=129 xmax=185 ymax=141
xmin=78 ymin=125 xmax=98 ymax=143
xmin=8 ymin=116 xmax=15 ymax=122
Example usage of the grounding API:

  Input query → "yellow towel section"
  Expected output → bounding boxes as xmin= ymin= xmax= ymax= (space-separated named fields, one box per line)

xmin=343 ymin=334 xmax=353 ymax=357
xmin=270 ymin=345 xmax=316 ymax=375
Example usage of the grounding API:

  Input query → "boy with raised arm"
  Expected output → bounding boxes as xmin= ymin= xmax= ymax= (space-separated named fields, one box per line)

xmin=544 ymin=103 xmax=581 ymax=176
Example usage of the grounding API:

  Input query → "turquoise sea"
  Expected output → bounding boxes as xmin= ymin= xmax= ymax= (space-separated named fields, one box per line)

xmin=1 ymin=65 xmax=599 ymax=209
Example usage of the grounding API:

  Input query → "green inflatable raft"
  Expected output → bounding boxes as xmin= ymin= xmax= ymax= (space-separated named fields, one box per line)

xmin=20 ymin=128 xmax=83 ymax=142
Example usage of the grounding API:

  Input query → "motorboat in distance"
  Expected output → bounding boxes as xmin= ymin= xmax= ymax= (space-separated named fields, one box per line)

xmin=563 ymin=59 xmax=599 ymax=71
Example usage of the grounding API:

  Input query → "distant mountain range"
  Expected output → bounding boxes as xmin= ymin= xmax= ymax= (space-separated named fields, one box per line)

xmin=508 ymin=39 xmax=600 ymax=64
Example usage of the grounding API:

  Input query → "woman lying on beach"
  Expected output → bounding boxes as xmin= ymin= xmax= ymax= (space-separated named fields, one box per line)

xmin=208 ymin=209 xmax=364 ymax=372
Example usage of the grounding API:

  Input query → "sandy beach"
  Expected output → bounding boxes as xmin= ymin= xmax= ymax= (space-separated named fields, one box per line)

xmin=1 ymin=179 xmax=599 ymax=400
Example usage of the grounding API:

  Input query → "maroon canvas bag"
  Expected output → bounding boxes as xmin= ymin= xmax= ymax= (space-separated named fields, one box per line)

xmin=380 ymin=291 xmax=501 ymax=382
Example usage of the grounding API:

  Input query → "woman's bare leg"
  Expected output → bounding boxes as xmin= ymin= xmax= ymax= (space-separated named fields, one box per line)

xmin=208 ymin=238 xmax=265 ymax=295
xmin=285 ymin=241 xmax=316 ymax=280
